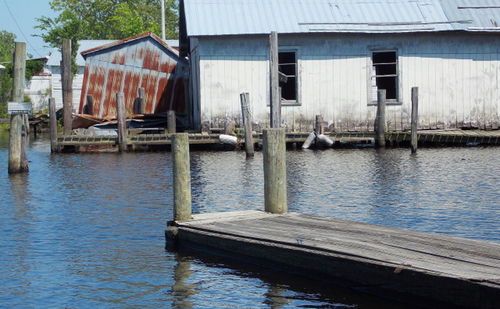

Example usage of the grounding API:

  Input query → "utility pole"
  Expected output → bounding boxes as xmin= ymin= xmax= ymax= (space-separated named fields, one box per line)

xmin=161 ymin=0 xmax=166 ymax=40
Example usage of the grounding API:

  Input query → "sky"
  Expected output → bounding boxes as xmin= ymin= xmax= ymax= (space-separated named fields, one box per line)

xmin=0 ymin=0 xmax=56 ymax=58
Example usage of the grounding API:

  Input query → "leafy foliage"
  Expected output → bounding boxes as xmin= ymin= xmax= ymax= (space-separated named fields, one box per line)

xmin=36 ymin=0 xmax=178 ymax=48
xmin=0 ymin=31 xmax=15 ymax=117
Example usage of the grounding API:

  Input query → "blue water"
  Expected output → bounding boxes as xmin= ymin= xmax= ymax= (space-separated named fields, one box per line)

xmin=0 ymin=133 xmax=498 ymax=308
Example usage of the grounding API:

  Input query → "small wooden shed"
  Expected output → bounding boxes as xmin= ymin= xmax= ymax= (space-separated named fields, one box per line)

xmin=79 ymin=32 xmax=189 ymax=125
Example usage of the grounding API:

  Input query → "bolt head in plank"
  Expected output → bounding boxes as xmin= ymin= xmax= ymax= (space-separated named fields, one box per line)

xmin=172 ymin=133 xmax=192 ymax=221
xmin=263 ymin=128 xmax=287 ymax=214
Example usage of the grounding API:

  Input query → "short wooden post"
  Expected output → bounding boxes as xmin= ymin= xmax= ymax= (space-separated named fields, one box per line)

xmin=269 ymin=31 xmax=281 ymax=128
xmin=61 ymin=39 xmax=73 ymax=135
xmin=49 ymin=97 xmax=59 ymax=153
xmin=8 ymin=114 xmax=23 ymax=173
xmin=20 ymin=114 xmax=29 ymax=171
xmin=315 ymin=115 xmax=324 ymax=134
xmin=172 ymin=133 xmax=192 ymax=221
xmin=411 ymin=87 xmax=419 ymax=153
xmin=116 ymin=92 xmax=127 ymax=152
xmin=9 ymin=42 xmax=28 ymax=174
xmin=168 ymin=110 xmax=176 ymax=133
xmin=138 ymin=87 xmax=145 ymax=114
xmin=375 ymin=89 xmax=386 ymax=148
xmin=263 ymin=128 xmax=287 ymax=214
xmin=240 ymin=92 xmax=254 ymax=157
xmin=84 ymin=94 xmax=94 ymax=115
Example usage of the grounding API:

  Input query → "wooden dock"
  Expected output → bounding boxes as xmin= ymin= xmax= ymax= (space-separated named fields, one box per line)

xmin=53 ymin=129 xmax=500 ymax=151
xmin=167 ymin=210 xmax=500 ymax=309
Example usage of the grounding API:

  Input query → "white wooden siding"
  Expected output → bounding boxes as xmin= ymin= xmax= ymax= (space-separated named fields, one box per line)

xmin=49 ymin=66 xmax=85 ymax=112
xmin=193 ymin=33 xmax=500 ymax=130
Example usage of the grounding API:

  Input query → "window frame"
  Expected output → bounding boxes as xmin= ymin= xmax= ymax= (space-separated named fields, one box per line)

xmin=368 ymin=48 xmax=402 ymax=106
xmin=278 ymin=47 xmax=301 ymax=106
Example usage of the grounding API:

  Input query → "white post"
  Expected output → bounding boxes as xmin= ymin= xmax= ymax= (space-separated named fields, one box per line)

xmin=161 ymin=0 xmax=166 ymax=41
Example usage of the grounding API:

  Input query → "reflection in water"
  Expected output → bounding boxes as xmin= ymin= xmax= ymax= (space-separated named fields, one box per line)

xmin=171 ymin=254 xmax=197 ymax=309
xmin=0 ymin=134 xmax=498 ymax=308
xmin=265 ymin=285 xmax=290 ymax=309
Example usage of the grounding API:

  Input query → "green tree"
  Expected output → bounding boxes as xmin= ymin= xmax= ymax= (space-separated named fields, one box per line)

xmin=36 ymin=0 xmax=178 ymax=48
xmin=0 ymin=31 xmax=16 ymax=116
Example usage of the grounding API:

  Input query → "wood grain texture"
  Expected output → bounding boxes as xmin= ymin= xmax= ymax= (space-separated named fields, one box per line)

xmin=172 ymin=210 xmax=500 ymax=309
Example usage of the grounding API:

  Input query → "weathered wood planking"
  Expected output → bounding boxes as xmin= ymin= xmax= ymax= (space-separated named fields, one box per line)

xmin=168 ymin=210 xmax=500 ymax=309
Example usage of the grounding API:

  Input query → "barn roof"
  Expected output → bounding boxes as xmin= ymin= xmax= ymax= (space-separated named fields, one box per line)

xmin=47 ymin=40 xmax=116 ymax=67
xmin=81 ymin=32 xmax=180 ymax=59
xmin=182 ymin=0 xmax=500 ymax=36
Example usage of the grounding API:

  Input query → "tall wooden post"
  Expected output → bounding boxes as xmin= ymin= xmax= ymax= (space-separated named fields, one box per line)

xmin=168 ymin=110 xmax=176 ymax=133
xmin=270 ymin=31 xmax=281 ymax=128
xmin=138 ymin=87 xmax=145 ymax=114
xmin=315 ymin=115 xmax=324 ymax=134
xmin=172 ymin=133 xmax=192 ymax=221
xmin=61 ymin=39 xmax=73 ymax=135
xmin=411 ymin=87 xmax=419 ymax=153
xmin=9 ymin=42 xmax=28 ymax=174
xmin=263 ymin=128 xmax=287 ymax=214
xmin=116 ymin=92 xmax=127 ymax=152
xmin=375 ymin=89 xmax=386 ymax=148
xmin=240 ymin=92 xmax=254 ymax=157
xmin=49 ymin=97 xmax=59 ymax=153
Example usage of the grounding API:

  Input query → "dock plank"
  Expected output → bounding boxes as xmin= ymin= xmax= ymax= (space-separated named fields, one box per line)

xmin=170 ymin=211 xmax=500 ymax=308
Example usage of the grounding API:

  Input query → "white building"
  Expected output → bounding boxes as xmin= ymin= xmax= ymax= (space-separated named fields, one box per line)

xmin=180 ymin=0 xmax=500 ymax=131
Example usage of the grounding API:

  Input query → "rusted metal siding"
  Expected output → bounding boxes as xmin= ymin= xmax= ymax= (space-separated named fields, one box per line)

xmin=79 ymin=33 xmax=188 ymax=120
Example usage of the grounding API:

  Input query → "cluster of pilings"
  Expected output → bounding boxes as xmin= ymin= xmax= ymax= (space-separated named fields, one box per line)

xmin=170 ymin=128 xmax=287 ymax=222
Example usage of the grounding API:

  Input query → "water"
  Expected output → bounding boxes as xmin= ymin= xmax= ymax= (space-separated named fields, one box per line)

xmin=1 ymin=133 xmax=498 ymax=308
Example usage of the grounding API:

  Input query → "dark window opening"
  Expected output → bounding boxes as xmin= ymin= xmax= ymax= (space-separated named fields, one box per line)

xmin=372 ymin=51 xmax=398 ymax=101
xmin=278 ymin=51 xmax=297 ymax=101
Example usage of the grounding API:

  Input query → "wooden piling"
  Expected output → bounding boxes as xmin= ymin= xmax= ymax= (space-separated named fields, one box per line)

xmin=138 ymin=87 xmax=145 ymax=114
xmin=375 ymin=89 xmax=386 ymax=148
xmin=411 ymin=87 xmax=419 ymax=153
xmin=8 ymin=114 xmax=23 ymax=174
xmin=116 ymin=92 xmax=127 ymax=152
xmin=269 ymin=31 xmax=281 ymax=128
xmin=172 ymin=133 xmax=192 ymax=221
xmin=263 ymin=128 xmax=287 ymax=214
xmin=168 ymin=110 xmax=176 ymax=133
xmin=8 ymin=42 xmax=28 ymax=174
xmin=61 ymin=39 xmax=73 ymax=135
xmin=240 ymin=92 xmax=254 ymax=157
xmin=315 ymin=115 xmax=324 ymax=134
xmin=49 ymin=98 xmax=59 ymax=153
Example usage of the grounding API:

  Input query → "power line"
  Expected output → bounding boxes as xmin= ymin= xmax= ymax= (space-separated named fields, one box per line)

xmin=2 ymin=0 xmax=44 ymax=58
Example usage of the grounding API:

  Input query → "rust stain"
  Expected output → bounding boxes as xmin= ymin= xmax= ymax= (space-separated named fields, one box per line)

xmin=79 ymin=32 xmax=187 ymax=120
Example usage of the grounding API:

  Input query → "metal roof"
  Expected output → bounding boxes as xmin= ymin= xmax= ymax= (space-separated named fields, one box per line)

xmin=183 ymin=0 xmax=500 ymax=36
xmin=81 ymin=32 xmax=180 ymax=59
xmin=47 ymin=40 xmax=116 ymax=67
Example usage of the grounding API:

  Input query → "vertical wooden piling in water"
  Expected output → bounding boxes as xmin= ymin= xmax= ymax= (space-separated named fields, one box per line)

xmin=240 ymin=92 xmax=254 ymax=157
xmin=411 ymin=87 xmax=419 ymax=153
xmin=263 ymin=128 xmax=287 ymax=214
xmin=270 ymin=31 xmax=281 ymax=128
xmin=116 ymin=92 xmax=127 ymax=152
xmin=49 ymin=98 xmax=59 ymax=153
xmin=168 ymin=110 xmax=176 ymax=133
xmin=8 ymin=42 xmax=28 ymax=174
xmin=8 ymin=115 xmax=23 ymax=174
xmin=375 ymin=89 xmax=386 ymax=148
xmin=315 ymin=115 xmax=324 ymax=134
xmin=172 ymin=133 xmax=192 ymax=221
xmin=61 ymin=39 xmax=73 ymax=135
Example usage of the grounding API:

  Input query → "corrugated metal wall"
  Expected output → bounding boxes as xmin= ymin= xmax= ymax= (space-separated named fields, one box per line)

xmin=193 ymin=33 xmax=500 ymax=131
xmin=79 ymin=38 xmax=188 ymax=119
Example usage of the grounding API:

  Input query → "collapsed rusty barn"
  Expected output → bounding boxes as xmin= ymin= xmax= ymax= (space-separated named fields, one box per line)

xmin=78 ymin=32 xmax=190 ymax=128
